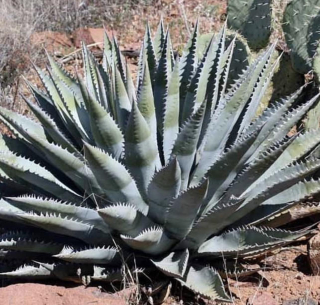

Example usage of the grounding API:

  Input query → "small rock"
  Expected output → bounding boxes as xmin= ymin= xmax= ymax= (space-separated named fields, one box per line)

xmin=247 ymin=291 xmax=278 ymax=305
xmin=294 ymin=272 xmax=303 ymax=280
xmin=308 ymin=232 xmax=320 ymax=275
xmin=283 ymin=298 xmax=318 ymax=305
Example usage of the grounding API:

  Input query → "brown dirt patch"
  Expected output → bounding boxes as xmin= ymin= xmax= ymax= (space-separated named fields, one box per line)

xmin=0 ymin=283 xmax=128 ymax=305
xmin=229 ymin=244 xmax=320 ymax=304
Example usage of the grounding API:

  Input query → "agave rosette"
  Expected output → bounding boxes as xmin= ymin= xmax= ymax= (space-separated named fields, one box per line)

xmin=0 ymin=21 xmax=319 ymax=301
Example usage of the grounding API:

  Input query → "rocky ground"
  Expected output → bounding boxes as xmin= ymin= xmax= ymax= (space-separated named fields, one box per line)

xmin=0 ymin=241 xmax=319 ymax=305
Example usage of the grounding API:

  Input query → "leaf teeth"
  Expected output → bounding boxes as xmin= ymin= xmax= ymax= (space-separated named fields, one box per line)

xmin=136 ymin=225 xmax=164 ymax=237
xmin=151 ymin=249 xmax=189 ymax=279
xmin=22 ymin=211 xmax=87 ymax=224
xmin=58 ymin=245 xmax=74 ymax=255
xmin=180 ymin=265 xmax=231 ymax=301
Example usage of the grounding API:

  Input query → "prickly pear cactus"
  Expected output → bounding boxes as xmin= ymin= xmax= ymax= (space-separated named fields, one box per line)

xmin=270 ymin=52 xmax=305 ymax=102
xmin=227 ymin=0 xmax=272 ymax=50
xmin=313 ymin=41 xmax=320 ymax=83
xmin=305 ymin=42 xmax=320 ymax=130
xmin=258 ymin=51 xmax=305 ymax=116
xmin=225 ymin=31 xmax=252 ymax=88
xmin=283 ymin=0 xmax=320 ymax=74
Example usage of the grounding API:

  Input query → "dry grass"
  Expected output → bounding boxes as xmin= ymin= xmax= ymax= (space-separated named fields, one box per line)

xmin=0 ymin=0 xmax=156 ymax=82
xmin=0 ymin=0 xmax=159 ymax=111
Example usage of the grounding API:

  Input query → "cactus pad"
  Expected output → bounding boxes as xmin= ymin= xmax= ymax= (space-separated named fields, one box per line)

xmin=227 ymin=0 xmax=272 ymax=50
xmin=283 ymin=0 xmax=320 ymax=74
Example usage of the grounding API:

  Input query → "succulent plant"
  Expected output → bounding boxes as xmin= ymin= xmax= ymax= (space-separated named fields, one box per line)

xmin=304 ymin=42 xmax=320 ymax=130
xmin=269 ymin=52 xmax=305 ymax=102
xmin=0 ymin=21 xmax=320 ymax=302
xmin=227 ymin=0 xmax=272 ymax=50
xmin=198 ymin=29 xmax=252 ymax=92
xmin=282 ymin=0 xmax=320 ymax=74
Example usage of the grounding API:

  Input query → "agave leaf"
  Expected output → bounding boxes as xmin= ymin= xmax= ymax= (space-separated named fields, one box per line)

xmin=163 ymin=58 xmax=180 ymax=164
xmin=226 ymin=158 xmax=320 ymax=227
xmin=17 ymin=212 xmax=111 ymax=245
xmin=213 ymin=261 xmax=263 ymax=280
xmin=114 ymin=64 xmax=131 ymax=130
xmin=180 ymin=265 xmax=230 ymax=302
xmin=25 ymin=80 xmax=71 ymax=140
xmin=194 ymin=44 xmax=277 ymax=181
xmin=153 ymin=18 xmax=165 ymax=60
xmin=154 ymin=30 xmax=173 ymax=133
xmin=260 ymin=226 xmax=307 ymax=241
xmin=125 ymin=101 xmax=158 ymax=196
xmin=165 ymin=180 xmax=208 ymax=240
xmin=181 ymin=26 xmax=224 ymax=124
xmin=6 ymin=196 xmax=109 ymax=233
xmin=121 ymin=226 xmax=175 ymax=255
xmin=19 ymin=136 xmax=102 ymax=196
xmin=54 ymin=245 xmax=119 ymax=265
xmin=35 ymin=66 xmax=68 ymax=117
xmin=0 ymin=134 xmax=29 ymax=157
xmin=0 ymin=153 xmax=82 ymax=203
xmin=201 ymin=25 xmax=226 ymax=116
xmin=147 ymin=158 xmax=181 ymax=225
xmin=126 ymin=62 xmax=136 ymax=104
xmin=47 ymin=54 xmax=83 ymax=106
xmin=235 ymin=178 xmax=320 ymax=226
xmin=0 ymin=106 xmax=47 ymax=142
xmin=0 ymin=264 xmax=54 ymax=279
xmin=92 ymin=266 xmax=123 ymax=282
xmin=219 ymin=37 xmax=236 ymax=98
xmin=37 ymin=67 xmax=88 ymax=145
xmin=214 ymin=136 xmax=296 ymax=209
xmin=236 ymin=51 xmax=281 ymax=137
xmin=261 ymin=130 xmax=320 ymax=178
xmin=102 ymin=31 xmax=113 ymax=69
xmin=25 ymin=78 xmax=52 ymax=107
xmin=179 ymin=20 xmax=199 ymax=106
xmin=82 ymin=43 xmax=102 ymax=104
xmin=0 ymin=197 xmax=24 ymax=214
xmin=138 ymin=23 xmax=157 ymax=86
xmin=84 ymin=143 xmax=148 ymax=214
xmin=241 ymin=86 xmax=304 ymax=140
xmin=79 ymin=81 xmax=124 ymax=159
xmin=113 ymin=37 xmax=126 ymax=83
xmin=199 ymin=25 xmax=226 ymax=139
xmin=189 ymin=158 xmax=320 ymax=246
xmin=0 ymin=134 xmax=81 ymax=194
xmin=249 ymin=93 xmax=320 ymax=161
xmin=91 ymin=54 xmax=110 ymax=111
xmin=98 ymin=203 xmax=153 ymax=237
xmin=50 ymin=69 xmax=93 ymax=143
xmin=171 ymin=100 xmax=206 ymax=190
xmin=0 ymin=207 xmax=30 ymax=226
xmin=36 ymin=262 xmax=85 ymax=283
xmin=22 ymin=96 xmax=79 ymax=155
xmin=137 ymin=61 xmax=161 ymax=168
xmin=185 ymin=201 xmax=240 ymax=248
xmin=151 ymin=249 xmax=189 ymax=278
xmin=0 ymin=232 xmax=63 ymax=254
xmin=198 ymin=226 xmax=281 ymax=257
xmin=190 ymin=128 xmax=259 ymax=189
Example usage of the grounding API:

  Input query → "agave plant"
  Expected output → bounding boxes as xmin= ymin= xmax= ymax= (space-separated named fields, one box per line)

xmin=0 ymin=21 xmax=319 ymax=302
